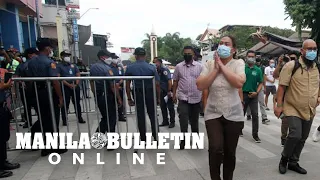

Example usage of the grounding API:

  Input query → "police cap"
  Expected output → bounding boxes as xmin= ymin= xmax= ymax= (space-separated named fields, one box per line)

xmin=60 ymin=50 xmax=72 ymax=57
xmin=36 ymin=38 xmax=52 ymax=50
xmin=134 ymin=47 xmax=146 ymax=56
xmin=24 ymin=48 xmax=38 ymax=57
xmin=97 ymin=50 xmax=111 ymax=58
xmin=155 ymin=58 xmax=163 ymax=63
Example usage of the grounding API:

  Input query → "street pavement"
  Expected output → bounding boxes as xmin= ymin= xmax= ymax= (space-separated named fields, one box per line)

xmin=5 ymin=90 xmax=320 ymax=180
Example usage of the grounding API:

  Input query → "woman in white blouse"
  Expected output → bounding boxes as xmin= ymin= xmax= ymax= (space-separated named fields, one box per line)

xmin=196 ymin=35 xmax=246 ymax=180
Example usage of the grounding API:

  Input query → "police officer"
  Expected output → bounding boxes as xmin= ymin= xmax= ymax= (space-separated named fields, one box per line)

xmin=27 ymin=38 xmax=67 ymax=156
xmin=90 ymin=50 xmax=122 ymax=138
xmin=15 ymin=48 xmax=38 ymax=128
xmin=154 ymin=57 xmax=175 ymax=128
xmin=0 ymin=78 xmax=20 ymax=178
xmin=110 ymin=53 xmax=126 ymax=122
xmin=57 ymin=51 xmax=86 ymax=126
xmin=125 ymin=47 xmax=160 ymax=141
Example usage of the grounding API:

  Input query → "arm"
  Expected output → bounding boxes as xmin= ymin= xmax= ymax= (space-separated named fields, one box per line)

xmin=257 ymin=82 xmax=263 ymax=93
xmin=126 ymin=80 xmax=132 ymax=100
xmin=90 ymin=81 xmax=95 ymax=96
xmin=202 ymin=89 xmax=209 ymax=111
xmin=110 ymin=81 xmax=122 ymax=102
xmin=238 ymin=88 xmax=243 ymax=103
xmin=273 ymin=64 xmax=282 ymax=79
xmin=219 ymin=61 xmax=246 ymax=89
xmin=172 ymin=80 xmax=178 ymax=98
xmin=276 ymin=85 xmax=286 ymax=106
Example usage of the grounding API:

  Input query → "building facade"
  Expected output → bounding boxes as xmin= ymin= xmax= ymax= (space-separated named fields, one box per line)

xmin=0 ymin=0 xmax=40 ymax=52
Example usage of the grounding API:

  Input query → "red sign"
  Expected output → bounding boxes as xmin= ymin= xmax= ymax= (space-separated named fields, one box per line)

xmin=121 ymin=47 xmax=135 ymax=53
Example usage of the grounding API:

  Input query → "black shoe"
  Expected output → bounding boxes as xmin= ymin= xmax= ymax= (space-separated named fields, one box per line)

xmin=119 ymin=117 xmax=126 ymax=122
xmin=279 ymin=156 xmax=288 ymax=174
xmin=0 ymin=170 xmax=13 ymax=178
xmin=200 ymin=113 xmax=204 ymax=117
xmin=247 ymin=115 xmax=251 ymax=120
xmin=168 ymin=122 xmax=175 ymax=128
xmin=3 ymin=161 xmax=20 ymax=170
xmin=63 ymin=122 xmax=67 ymax=126
xmin=78 ymin=118 xmax=86 ymax=124
xmin=23 ymin=122 xmax=31 ymax=128
xmin=266 ymin=107 xmax=270 ymax=111
xmin=281 ymin=139 xmax=286 ymax=147
xmin=159 ymin=122 xmax=169 ymax=127
xmin=288 ymin=163 xmax=307 ymax=174
xmin=239 ymin=131 xmax=243 ymax=137
xmin=179 ymin=140 xmax=185 ymax=150
xmin=253 ymin=136 xmax=261 ymax=143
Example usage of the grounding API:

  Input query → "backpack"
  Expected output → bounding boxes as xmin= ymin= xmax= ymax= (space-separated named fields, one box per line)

xmin=291 ymin=60 xmax=320 ymax=78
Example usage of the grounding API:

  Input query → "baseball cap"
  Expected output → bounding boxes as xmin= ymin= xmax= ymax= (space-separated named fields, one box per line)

xmin=134 ymin=47 xmax=146 ymax=56
xmin=97 ymin=50 xmax=111 ymax=58
xmin=60 ymin=50 xmax=72 ymax=57
xmin=24 ymin=48 xmax=38 ymax=57
xmin=36 ymin=38 xmax=52 ymax=50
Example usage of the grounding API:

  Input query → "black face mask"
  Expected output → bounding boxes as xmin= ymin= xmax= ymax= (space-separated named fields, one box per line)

xmin=184 ymin=54 xmax=193 ymax=62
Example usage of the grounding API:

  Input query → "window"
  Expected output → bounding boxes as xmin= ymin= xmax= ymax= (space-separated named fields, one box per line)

xmin=43 ymin=0 xmax=66 ymax=6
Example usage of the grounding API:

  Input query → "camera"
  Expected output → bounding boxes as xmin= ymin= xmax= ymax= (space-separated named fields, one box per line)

xmin=282 ymin=55 xmax=290 ymax=62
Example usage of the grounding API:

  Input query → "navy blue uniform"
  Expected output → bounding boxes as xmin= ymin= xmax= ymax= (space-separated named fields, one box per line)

xmin=57 ymin=62 xmax=83 ymax=125
xmin=15 ymin=62 xmax=33 ymax=127
xmin=0 ymin=81 xmax=10 ymax=170
xmin=110 ymin=64 xmax=126 ymax=121
xmin=90 ymin=61 xmax=117 ymax=133
xmin=27 ymin=54 xmax=60 ymax=137
xmin=158 ymin=66 xmax=175 ymax=125
xmin=125 ymin=60 xmax=160 ymax=141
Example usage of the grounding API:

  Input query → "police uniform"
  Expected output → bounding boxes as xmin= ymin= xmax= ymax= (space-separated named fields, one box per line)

xmin=27 ymin=38 xmax=66 ymax=156
xmin=125 ymin=47 xmax=160 ymax=141
xmin=157 ymin=62 xmax=175 ymax=126
xmin=57 ymin=51 xmax=85 ymax=125
xmin=90 ymin=50 xmax=117 ymax=133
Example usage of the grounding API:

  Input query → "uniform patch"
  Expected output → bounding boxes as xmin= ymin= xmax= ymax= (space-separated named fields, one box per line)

xmin=71 ymin=65 xmax=74 ymax=68
xmin=51 ymin=63 xmax=56 ymax=69
xmin=163 ymin=71 xmax=168 ymax=76
xmin=109 ymin=70 xmax=114 ymax=76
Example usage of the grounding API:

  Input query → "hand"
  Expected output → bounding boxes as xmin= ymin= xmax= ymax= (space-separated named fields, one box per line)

xmin=172 ymin=95 xmax=177 ymax=104
xmin=128 ymin=99 xmax=135 ymax=106
xmin=117 ymin=98 xmax=123 ymax=107
xmin=214 ymin=52 xmax=220 ymax=71
xmin=167 ymin=91 xmax=172 ymax=98
xmin=115 ymin=83 xmax=120 ymax=89
xmin=278 ymin=56 xmax=283 ymax=64
xmin=248 ymin=92 xmax=257 ymax=98
xmin=58 ymin=97 xmax=64 ymax=108
xmin=274 ymin=106 xmax=283 ymax=118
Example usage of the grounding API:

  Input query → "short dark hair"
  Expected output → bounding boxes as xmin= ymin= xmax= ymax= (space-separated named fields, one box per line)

xmin=246 ymin=50 xmax=256 ymax=56
xmin=183 ymin=46 xmax=195 ymax=53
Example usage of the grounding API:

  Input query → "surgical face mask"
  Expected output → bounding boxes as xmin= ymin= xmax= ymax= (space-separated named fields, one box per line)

xmin=22 ymin=57 xmax=27 ymax=63
xmin=246 ymin=57 xmax=256 ymax=65
xmin=111 ymin=59 xmax=118 ymax=64
xmin=217 ymin=45 xmax=231 ymax=59
xmin=305 ymin=50 xmax=317 ymax=61
xmin=0 ymin=56 xmax=4 ymax=61
xmin=184 ymin=54 xmax=193 ymax=62
xmin=64 ymin=57 xmax=71 ymax=62
xmin=270 ymin=63 xmax=275 ymax=68
xmin=48 ymin=50 xmax=54 ymax=58
xmin=103 ymin=58 xmax=112 ymax=65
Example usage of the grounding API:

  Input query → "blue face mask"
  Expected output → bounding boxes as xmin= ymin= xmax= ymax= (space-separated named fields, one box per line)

xmin=217 ymin=45 xmax=231 ymax=59
xmin=270 ymin=63 xmax=275 ymax=68
xmin=305 ymin=50 xmax=317 ymax=61
xmin=0 ymin=56 xmax=4 ymax=61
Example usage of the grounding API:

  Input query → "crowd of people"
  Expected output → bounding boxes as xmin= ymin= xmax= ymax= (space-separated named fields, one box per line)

xmin=1 ymin=36 xmax=320 ymax=179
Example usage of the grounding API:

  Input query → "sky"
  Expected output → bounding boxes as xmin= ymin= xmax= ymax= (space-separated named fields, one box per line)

xmin=77 ymin=0 xmax=294 ymax=54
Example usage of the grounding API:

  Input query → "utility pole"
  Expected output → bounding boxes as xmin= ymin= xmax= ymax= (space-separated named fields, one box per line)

xmin=35 ymin=0 xmax=41 ymax=39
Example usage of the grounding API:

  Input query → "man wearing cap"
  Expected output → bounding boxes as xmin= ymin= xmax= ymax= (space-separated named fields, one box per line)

xmin=27 ymin=38 xmax=67 ymax=156
xmin=5 ymin=49 xmax=20 ymax=72
xmin=125 ymin=47 xmax=160 ymax=141
xmin=57 ymin=51 xmax=86 ymax=126
xmin=110 ymin=53 xmax=126 ymax=122
xmin=154 ymin=57 xmax=175 ymax=128
xmin=90 ymin=50 xmax=122 ymax=141
xmin=15 ymin=48 xmax=38 ymax=128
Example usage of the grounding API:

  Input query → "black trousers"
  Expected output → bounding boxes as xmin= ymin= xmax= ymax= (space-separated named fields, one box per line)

xmin=96 ymin=92 xmax=117 ymax=133
xmin=118 ymin=88 xmax=124 ymax=119
xmin=160 ymin=90 xmax=175 ymax=124
xmin=30 ymin=88 xmax=60 ymax=142
xmin=135 ymin=88 xmax=158 ymax=141
xmin=177 ymin=100 xmax=200 ymax=133
xmin=243 ymin=92 xmax=259 ymax=137
xmin=19 ymin=87 xmax=33 ymax=125
xmin=0 ymin=102 xmax=10 ymax=170
xmin=282 ymin=116 xmax=313 ymax=164
xmin=61 ymin=85 xmax=82 ymax=124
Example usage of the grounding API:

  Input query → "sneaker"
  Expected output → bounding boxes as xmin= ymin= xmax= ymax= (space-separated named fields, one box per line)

xmin=312 ymin=129 xmax=320 ymax=142
xmin=288 ymin=163 xmax=307 ymax=174
xmin=168 ymin=122 xmax=175 ymax=128
xmin=253 ymin=136 xmax=261 ymax=143
xmin=239 ymin=131 xmax=243 ymax=137
xmin=247 ymin=115 xmax=251 ymax=120
xmin=266 ymin=107 xmax=270 ymax=111
xmin=281 ymin=139 xmax=286 ymax=147
xmin=264 ymin=119 xmax=270 ymax=123
xmin=262 ymin=120 xmax=267 ymax=124
xmin=0 ymin=171 xmax=13 ymax=178
xmin=279 ymin=156 xmax=288 ymax=174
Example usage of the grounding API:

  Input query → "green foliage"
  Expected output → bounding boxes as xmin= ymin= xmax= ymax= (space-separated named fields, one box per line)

xmin=196 ymin=34 xmax=203 ymax=40
xmin=141 ymin=32 xmax=195 ymax=65
xmin=223 ymin=26 xmax=294 ymax=52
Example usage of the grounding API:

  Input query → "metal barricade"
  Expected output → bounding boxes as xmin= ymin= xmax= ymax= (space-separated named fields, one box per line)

xmin=10 ymin=76 xmax=159 ymax=150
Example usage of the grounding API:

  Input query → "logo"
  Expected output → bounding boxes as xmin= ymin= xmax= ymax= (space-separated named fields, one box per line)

xmin=91 ymin=133 xmax=107 ymax=149
xmin=252 ymin=71 xmax=257 ymax=76
xmin=163 ymin=71 xmax=168 ymax=76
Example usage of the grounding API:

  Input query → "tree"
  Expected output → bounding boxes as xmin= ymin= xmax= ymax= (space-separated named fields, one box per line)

xmin=283 ymin=0 xmax=320 ymax=49
xmin=141 ymin=32 xmax=195 ymax=65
